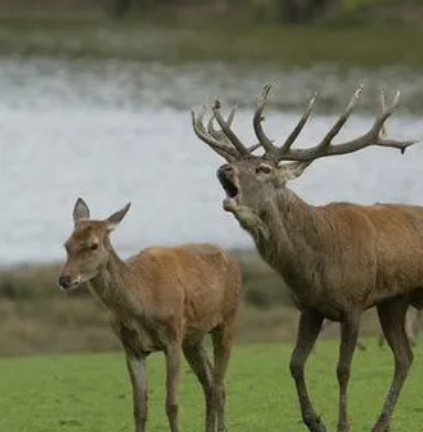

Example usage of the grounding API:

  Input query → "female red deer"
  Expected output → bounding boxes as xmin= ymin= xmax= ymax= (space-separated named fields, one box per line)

xmin=192 ymin=85 xmax=420 ymax=432
xmin=58 ymin=198 xmax=241 ymax=432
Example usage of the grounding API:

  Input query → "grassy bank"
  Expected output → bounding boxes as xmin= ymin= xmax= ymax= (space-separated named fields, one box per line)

xmin=0 ymin=341 xmax=422 ymax=431
xmin=0 ymin=251 xmax=385 ymax=356
xmin=0 ymin=13 xmax=421 ymax=67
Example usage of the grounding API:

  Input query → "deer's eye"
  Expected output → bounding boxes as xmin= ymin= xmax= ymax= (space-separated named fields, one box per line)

xmin=256 ymin=164 xmax=272 ymax=174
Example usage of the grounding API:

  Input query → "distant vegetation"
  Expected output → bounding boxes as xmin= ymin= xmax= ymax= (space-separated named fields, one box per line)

xmin=101 ymin=0 xmax=422 ymax=23
xmin=0 ymin=0 xmax=420 ymax=24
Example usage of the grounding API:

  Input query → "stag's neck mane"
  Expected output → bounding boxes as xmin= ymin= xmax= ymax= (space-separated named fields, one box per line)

xmin=241 ymin=187 xmax=331 ymax=299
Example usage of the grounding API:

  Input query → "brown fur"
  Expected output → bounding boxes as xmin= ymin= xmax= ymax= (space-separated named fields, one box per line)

xmin=58 ymin=199 xmax=241 ymax=432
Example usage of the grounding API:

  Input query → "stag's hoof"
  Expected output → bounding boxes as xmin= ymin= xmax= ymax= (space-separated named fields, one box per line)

xmin=303 ymin=413 xmax=327 ymax=432
xmin=371 ymin=422 xmax=390 ymax=432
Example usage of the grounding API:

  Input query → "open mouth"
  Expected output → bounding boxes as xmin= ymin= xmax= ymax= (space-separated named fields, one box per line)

xmin=219 ymin=173 xmax=239 ymax=198
xmin=217 ymin=168 xmax=240 ymax=211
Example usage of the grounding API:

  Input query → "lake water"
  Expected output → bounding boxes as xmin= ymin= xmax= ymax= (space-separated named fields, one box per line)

xmin=1 ymin=57 xmax=423 ymax=265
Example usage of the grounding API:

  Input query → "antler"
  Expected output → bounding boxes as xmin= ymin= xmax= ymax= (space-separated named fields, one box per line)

xmin=253 ymin=84 xmax=418 ymax=162
xmin=192 ymin=100 xmax=261 ymax=162
xmin=192 ymin=85 xmax=418 ymax=163
xmin=191 ymin=106 xmax=238 ymax=161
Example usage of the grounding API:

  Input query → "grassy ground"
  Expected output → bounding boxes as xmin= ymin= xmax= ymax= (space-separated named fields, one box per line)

xmin=0 ymin=340 xmax=422 ymax=432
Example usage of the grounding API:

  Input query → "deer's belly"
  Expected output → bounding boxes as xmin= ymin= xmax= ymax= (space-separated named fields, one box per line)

xmin=111 ymin=318 xmax=166 ymax=356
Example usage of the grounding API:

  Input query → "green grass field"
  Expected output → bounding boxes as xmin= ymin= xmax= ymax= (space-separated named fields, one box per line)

xmin=0 ymin=339 xmax=422 ymax=432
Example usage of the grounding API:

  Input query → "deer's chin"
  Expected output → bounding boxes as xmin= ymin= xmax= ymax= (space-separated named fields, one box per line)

xmin=222 ymin=196 xmax=242 ymax=212
xmin=58 ymin=276 xmax=83 ymax=292
xmin=59 ymin=274 xmax=94 ymax=292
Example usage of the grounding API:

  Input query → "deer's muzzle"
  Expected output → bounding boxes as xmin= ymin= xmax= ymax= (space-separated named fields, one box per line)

xmin=57 ymin=274 xmax=82 ymax=291
xmin=217 ymin=165 xmax=239 ymax=198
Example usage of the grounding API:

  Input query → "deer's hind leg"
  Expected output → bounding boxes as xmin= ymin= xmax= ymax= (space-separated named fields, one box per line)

xmin=211 ymin=320 xmax=235 ymax=432
xmin=371 ymin=297 xmax=413 ymax=432
xmin=183 ymin=339 xmax=215 ymax=432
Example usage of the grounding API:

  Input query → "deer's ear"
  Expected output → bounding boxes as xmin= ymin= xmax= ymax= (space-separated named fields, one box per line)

xmin=73 ymin=198 xmax=90 ymax=224
xmin=277 ymin=161 xmax=311 ymax=182
xmin=106 ymin=203 xmax=131 ymax=232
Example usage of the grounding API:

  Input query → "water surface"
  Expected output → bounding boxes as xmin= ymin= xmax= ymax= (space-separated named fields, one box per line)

xmin=1 ymin=57 xmax=423 ymax=265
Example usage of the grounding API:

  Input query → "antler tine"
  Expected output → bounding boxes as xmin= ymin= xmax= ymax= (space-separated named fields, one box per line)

xmin=278 ymin=91 xmax=318 ymax=156
xmin=207 ymin=104 xmax=238 ymax=139
xmin=379 ymin=90 xmax=388 ymax=138
xmin=373 ymin=90 xmax=400 ymax=134
xmin=207 ymin=111 xmax=224 ymax=140
xmin=227 ymin=104 xmax=237 ymax=127
xmin=316 ymin=83 xmax=364 ymax=151
xmin=208 ymin=106 xmax=260 ymax=155
xmin=253 ymin=84 xmax=278 ymax=156
xmin=191 ymin=107 xmax=237 ymax=162
xmin=212 ymin=100 xmax=250 ymax=156
xmin=364 ymin=90 xmax=417 ymax=154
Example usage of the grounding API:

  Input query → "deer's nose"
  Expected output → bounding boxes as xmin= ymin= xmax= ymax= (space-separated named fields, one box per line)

xmin=58 ymin=275 xmax=72 ymax=289
xmin=217 ymin=164 xmax=234 ymax=178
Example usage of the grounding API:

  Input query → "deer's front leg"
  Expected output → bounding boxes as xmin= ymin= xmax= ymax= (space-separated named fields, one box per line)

xmin=290 ymin=309 xmax=326 ymax=432
xmin=336 ymin=311 xmax=360 ymax=432
xmin=126 ymin=353 xmax=148 ymax=432
xmin=165 ymin=343 xmax=182 ymax=432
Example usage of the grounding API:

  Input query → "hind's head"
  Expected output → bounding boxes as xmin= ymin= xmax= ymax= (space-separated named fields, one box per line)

xmin=58 ymin=198 xmax=130 ymax=291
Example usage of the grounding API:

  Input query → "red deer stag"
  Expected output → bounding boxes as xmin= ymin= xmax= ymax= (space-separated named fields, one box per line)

xmin=192 ymin=84 xmax=421 ymax=432
xmin=58 ymin=198 xmax=241 ymax=432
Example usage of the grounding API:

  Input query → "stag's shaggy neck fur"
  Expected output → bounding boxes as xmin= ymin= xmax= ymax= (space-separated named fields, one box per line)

xmin=233 ymin=185 xmax=377 ymax=317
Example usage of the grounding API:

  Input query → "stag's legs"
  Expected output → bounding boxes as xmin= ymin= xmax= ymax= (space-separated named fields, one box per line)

xmin=336 ymin=311 xmax=360 ymax=432
xmin=183 ymin=340 xmax=215 ymax=432
xmin=406 ymin=307 xmax=422 ymax=346
xmin=165 ymin=343 xmax=182 ymax=432
xmin=371 ymin=298 xmax=413 ymax=432
xmin=290 ymin=309 xmax=326 ymax=432
xmin=211 ymin=322 xmax=234 ymax=432
xmin=412 ymin=308 xmax=423 ymax=342
xmin=126 ymin=353 xmax=148 ymax=432
xmin=405 ymin=308 xmax=416 ymax=346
